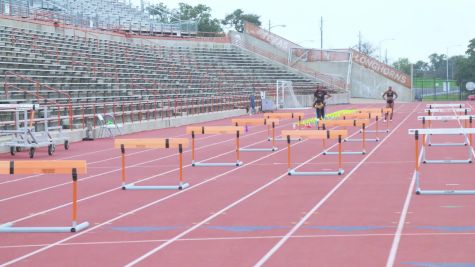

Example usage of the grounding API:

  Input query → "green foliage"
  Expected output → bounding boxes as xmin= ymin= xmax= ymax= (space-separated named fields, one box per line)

xmin=147 ymin=2 xmax=222 ymax=33
xmin=392 ymin=58 xmax=411 ymax=75
xmin=222 ymin=9 xmax=261 ymax=32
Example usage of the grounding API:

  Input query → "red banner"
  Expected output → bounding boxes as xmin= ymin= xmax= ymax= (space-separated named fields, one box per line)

xmin=351 ymin=49 xmax=411 ymax=88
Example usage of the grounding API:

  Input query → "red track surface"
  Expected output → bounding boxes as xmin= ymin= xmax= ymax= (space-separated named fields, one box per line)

xmin=1 ymin=103 xmax=475 ymax=266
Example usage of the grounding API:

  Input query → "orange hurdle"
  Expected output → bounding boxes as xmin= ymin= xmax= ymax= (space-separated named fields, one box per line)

xmin=115 ymin=138 xmax=189 ymax=190
xmin=264 ymin=112 xmax=304 ymax=141
xmin=232 ymin=118 xmax=279 ymax=151
xmin=0 ymin=160 xmax=89 ymax=233
xmin=342 ymin=112 xmax=382 ymax=141
xmin=282 ymin=129 xmax=348 ymax=176
xmin=186 ymin=126 xmax=244 ymax=167
xmin=320 ymin=119 xmax=369 ymax=154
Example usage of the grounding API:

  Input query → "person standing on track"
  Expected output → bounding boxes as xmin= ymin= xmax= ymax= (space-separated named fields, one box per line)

xmin=313 ymin=85 xmax=331 ymax=128
xmin=382 ymin=86 xmax=398 ymax=121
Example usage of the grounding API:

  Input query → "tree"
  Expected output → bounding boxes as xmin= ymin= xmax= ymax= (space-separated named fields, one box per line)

xmin=392 ymin=58 xmax=411 ymax=75
xmin=222 ymin=9 xmax=261 ymax=32
xmin=466 ymin=38 xmax=475 ymax=57
xmin=413 ymin=60 xmax=430 ymax=76
xmin=147 ymin=2 xmax=222 ymax=33
xmin=352 ymin=42 xmax=377 ymax=57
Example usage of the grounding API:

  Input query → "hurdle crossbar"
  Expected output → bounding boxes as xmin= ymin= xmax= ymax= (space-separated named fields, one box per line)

xmin=408 ymin=128 xmax=475 ymax=164
xmin=0 ymin=160 xmax=89 ymax=233
xmin=419 ymin=115 xmax=473 ymax=147
xmin=115 ymin=138 xmax=189 ymax=190
xmin=231 ymin=118 xmax=279 ymax=151
xmin=425 ymin=108 xmax=471 ymax=114
xmin=411 ymin=131 xmax=475 ymax=195
xmin=343 ymin=112 xmax=390 ymax=134
xmin=186 ymin=126 xmax=244 ymax=167
xmin=264 ymin=112 xmax=304 ymax=141
xmin=426 ymin=103 xmax=465 ymax=109
xmin=320 ymin=119 xmax=369 ymax=155
xmin=282 ymin=129 xmax=348 ymax=176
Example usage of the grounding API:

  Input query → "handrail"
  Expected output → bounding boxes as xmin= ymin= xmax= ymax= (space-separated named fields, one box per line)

xmin=4 ymin=71 xmax=73 ymax=129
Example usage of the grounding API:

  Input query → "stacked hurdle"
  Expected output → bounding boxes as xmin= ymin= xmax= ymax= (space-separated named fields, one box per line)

xmin=0 ymin=160 xmax=89 ymax=233
xmin=418 ymin=115 xmax=473 ymax=147
xmin=409 ymin=128 xmax=475 ymax=195
xmin=186 ymin=126 xmax=244 ymax=167
xmin=282 ymin=129 xmax=348 ymax=176
xmin=320 ymin=119 xmax=370 ymax=155
xmin=115 ymin=138 xmax=190 ymax=190
xmin=409 ymin=103 xmax=475 ymax=195
xmin=231 ymin=118 xmax=279 ymax=152
xmin=264 ymin=112 xmax=304 ymax=141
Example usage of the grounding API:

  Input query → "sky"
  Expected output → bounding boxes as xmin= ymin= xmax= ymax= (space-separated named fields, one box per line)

xmin=133 ymin=0 xmax=475 ymax=63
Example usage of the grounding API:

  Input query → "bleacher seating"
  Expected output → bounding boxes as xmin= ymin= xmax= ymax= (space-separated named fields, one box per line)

xmin=0 ymin=25 xmax=322 ymax=130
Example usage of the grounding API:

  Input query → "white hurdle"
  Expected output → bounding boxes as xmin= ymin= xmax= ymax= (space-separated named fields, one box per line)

xmin=418 ymin=115 xmax=473 ymax=147
xmin=426 ymin=103 xmax=465 ymax=109
xmin=408 ymin=128 xmax=475 ymax=164
xmin=409 ymin=129 xmax=475 ymax=195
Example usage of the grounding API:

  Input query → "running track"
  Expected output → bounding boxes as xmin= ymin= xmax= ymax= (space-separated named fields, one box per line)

xmin=1 ymin=102 xmax=474 ymax=267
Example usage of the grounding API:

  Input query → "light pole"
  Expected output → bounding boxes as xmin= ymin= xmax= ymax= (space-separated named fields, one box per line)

xmin=378 ymin=38 xmax=395 ymax=62
xmin=268 ymin=20 xmax=286 ymax=33
xmin=446 ymin=45 xmax=461 ymax=92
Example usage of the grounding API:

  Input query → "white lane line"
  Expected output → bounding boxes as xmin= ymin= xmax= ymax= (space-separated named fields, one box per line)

xmin=3 ymin=231 xmax=475 ymax=250
xmin=123 ymin=109 xmax=388 ymax=267
xmin=255 ymin=103 xmax=419 ymax=267
xmin=0 ymin=112 xmax=334 ymax=266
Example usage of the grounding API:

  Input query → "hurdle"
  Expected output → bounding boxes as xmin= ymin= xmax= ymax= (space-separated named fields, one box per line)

xmin=0 ymin=160 xmax=89 ymax=233
xmin=342 ymin=113 xmax=389 ymax=137
xmin=425 ymin=108 xmax=471 ymax=116
xmin=231 ymin=118 xmax=279 ymax=152
xmin=115 ymin=138 xmax=189 ymax=190
xmin=282 ymin=129 xmax=348 ymax=176
xmin=186 ymin=126 xmax=244 ymax=167
xmin=320 ymin=119 xmax=369 ymax=155
xmin=426 ymin=103 xmax=465 ymax=109
xmin=356 ymin=108 xmax=392 ymax=133
xmin=418 ymin=115 xmax=473 ymax=147
xmin=409 ymin=130 xmax=475 ymax=195
xmin=264 ymin=112 xmax=304 ymax=141
xmin=408 ymin=128 xmax=475 ymax=164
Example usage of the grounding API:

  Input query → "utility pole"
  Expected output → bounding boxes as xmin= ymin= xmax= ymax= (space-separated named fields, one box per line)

xmin=358 ymin=31 xmax=362 ymax=52
xmin=320 ymin=16 xmax=323 ymax=60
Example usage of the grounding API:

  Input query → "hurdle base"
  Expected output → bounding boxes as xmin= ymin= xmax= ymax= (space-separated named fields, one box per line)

xmin=192 ymin=161 xmax=243 ymax=167
xmin=268 ymin=137 xmax=301 ymax=142
xmin=422 ymin=159 xmax=472 ymax=164
xmin=0 ymin=221 xmax=90 ymax=233
xmin=363 ymin=130 xmax=389 ymax=133
xmin=428 ymin=142 xmax=467 ymax=147
xmin=323 ymin=151 xmax=365 ymax=155
xmin=345 ymin=138 xmax=379 ymax=142
xmin=416 ymin=189 xmax=475 ymax=195
xmin=288 ymin=169 xmax=344 ymax=176
xmin=124 ymin=183 xmax=190 ymax=190
xmin=239 ymin=147 xmax=278 ymax=152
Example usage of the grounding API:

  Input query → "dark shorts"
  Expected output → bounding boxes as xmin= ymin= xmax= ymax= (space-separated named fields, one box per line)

xmin=386 ymin=99 xmax=394 ymax=104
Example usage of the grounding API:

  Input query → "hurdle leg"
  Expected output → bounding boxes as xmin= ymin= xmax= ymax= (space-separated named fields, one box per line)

xmin=236 ymin=130 xmax=242 ymax=166
xmin=414 ymin=131 xmax=422 ymax=194
xmin=191 ymin=131 xmax=196 ymax=166
xmin=178 ymin=143 xmax=189 ymax=190
xmin=362 ymin=124 xmax=366 ymax=154
xmin=287 ymin=135 xmax=292 ymax=175
xmin=121 ymin=144 xmax=126 ymax=189
xmin=337 ymin=135 xmax=344 ymax=175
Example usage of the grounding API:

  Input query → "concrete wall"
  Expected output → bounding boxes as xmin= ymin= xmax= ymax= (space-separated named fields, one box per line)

xmin=350 ymin=63 xmax=412 ymax=102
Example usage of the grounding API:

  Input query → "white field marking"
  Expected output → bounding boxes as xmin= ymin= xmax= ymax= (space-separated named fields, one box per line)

xmin=0 ymin=120 xmax=286 ymax=201
xmin=3 ymin=231 xmax=475 ymax=250
xmin=255 ymin=103 xmax=418 ymax=267
xmin=1 ymin=129 xmax=284 ymax=224
xmin=384 ymin=103 xmax=429 ymax=267
xmin=1 ymin=109 xmax=353 ymax=266
xmin=123 ymin=106 xmax=393 ymax=266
